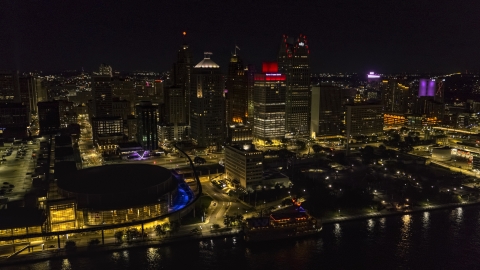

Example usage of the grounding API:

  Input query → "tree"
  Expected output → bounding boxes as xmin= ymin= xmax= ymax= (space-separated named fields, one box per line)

xmin=114 ymin=231 xmax=124 ymax=243
xmin=224 ymin=215 xmax=232 ymax=227
xmin=154 ymin=225 xmax=166 ymax=237
xmin=312 ymin=144 xmax=321 ymax=154
xmin=88 ymin=239 xmax=100 ymax=247
xmin=65 ymin=240 xmax=76 ymax=251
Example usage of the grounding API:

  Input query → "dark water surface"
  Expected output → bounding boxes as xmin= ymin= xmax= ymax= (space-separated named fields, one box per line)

xmin=8 ymin=205 xmax=480 ymax=270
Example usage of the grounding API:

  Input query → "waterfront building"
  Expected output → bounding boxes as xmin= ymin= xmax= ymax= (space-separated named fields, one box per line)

xmin=225 ymin=144 xmax=263 ymax=189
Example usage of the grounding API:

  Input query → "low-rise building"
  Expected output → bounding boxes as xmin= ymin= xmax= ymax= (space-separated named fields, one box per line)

xmin=225 ymin=144 xmax=263 ymax=189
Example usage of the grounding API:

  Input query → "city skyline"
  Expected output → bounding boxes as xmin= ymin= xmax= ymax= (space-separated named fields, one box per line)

xmin=1 ymin=0 xmax=479 ymax=73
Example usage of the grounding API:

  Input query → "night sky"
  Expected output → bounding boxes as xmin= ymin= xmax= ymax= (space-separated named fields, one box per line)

xmin=0 ymin=0 xmax=478 ymax=74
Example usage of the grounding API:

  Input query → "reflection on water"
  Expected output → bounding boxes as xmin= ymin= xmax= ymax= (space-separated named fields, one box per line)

xmin=146 ymin=247 xmax=161 ymax=265
xmin=61 ymin=259 xmax=71 ymax=270
xmin=333 ymin=223 xmax=341 ymax=238
xmin=379 ymin=217 xmax=386 ymax=233
xmin=396 ymin=214 xmax=412 ymax=259
xmin=422 ymin=211 xmax=430 ymax=239
xmin=367 ymin=218 xmax=374 ymax=233
xmin=10 ymin=206 xmax=480 ymax=270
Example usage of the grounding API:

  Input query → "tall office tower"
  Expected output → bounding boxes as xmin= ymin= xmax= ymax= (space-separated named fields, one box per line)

xmin=0 ymin=70 xmax=20 ymax=102
xmin=136 ymin=101 xmax=159 ymax=151
xmin=190 ymin=52 xmax=225 ymax=149
xmin=381 ymin=79 xmax=409 ymax=113
xmin=245 ymin=64 xmax=256 ymax=125
xmin=414 ymin=78 xmax=445 ymax=123
xmin=310 ymin=84 xmax=343 ymax=138
xmin=112 ymin=77 xmax=135 ymax=114
xmin=92 ymin=72 xmax=113 ymax=118
xmin=278 ymin=34 xmax=311 ymax=135
xmin=38 ymin=101 xmax=60 ymax=135
xmin=99 ymin=63 xmax=113 ymax=76
xmin=164 ymin=86 xmax=186 ymax=124
xmin=172 ymin=32 xmax=193 ymax=124
xmin=19 ymin=75 xmax=39 ymax=122
xmin=253 ymin=62 xmax=286 ymax=144
xmin=226 ymin=50 xmax=247 ymax=124
xmin=112 ymin=97 xmax=130 ymax=120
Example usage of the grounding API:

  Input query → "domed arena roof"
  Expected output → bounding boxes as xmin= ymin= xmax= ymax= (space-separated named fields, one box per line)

xmin=57 ymin=164 xmax=172 ymax=195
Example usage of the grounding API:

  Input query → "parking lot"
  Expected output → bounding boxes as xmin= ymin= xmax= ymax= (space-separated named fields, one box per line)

xmin=0 ymin=143 xmax=38 ymax=204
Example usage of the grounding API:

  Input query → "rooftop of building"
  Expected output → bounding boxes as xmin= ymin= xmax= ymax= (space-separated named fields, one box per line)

xmin=227 ymin=144 xmax=261 ymax=153
xmin=194 ymin=52 xmax=220 ymax=69
xmin=0 ymin=208 xmax=47 ymax=230
xmin=55 ymin=135 xmax=72 ymax=147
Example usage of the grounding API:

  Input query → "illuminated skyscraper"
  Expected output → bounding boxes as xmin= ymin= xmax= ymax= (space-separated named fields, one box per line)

xmin=253 ymin=62 xmax=286 ymax=143
xmin=278 ymin=34 xmax=311 ymax=135
xmin=381 ymin=79 xmax=410 ymax=113
xmin=190 ymin=52 xmax=225 ymax=149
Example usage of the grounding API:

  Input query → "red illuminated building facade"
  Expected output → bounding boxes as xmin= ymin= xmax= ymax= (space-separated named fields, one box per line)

xmin=253 ymin=62 xmax=286 ymax=143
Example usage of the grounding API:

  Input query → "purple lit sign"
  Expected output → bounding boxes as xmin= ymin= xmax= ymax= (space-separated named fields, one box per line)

xmin=418 ymin=79 xmax=435 ymax=97
xmin=367 ymin=72 xmax=380 ymax=79
xmin=418 ymin=79 xmax=427 ymax=96
xmin=427 ymin=80 xmax=436 ymax=97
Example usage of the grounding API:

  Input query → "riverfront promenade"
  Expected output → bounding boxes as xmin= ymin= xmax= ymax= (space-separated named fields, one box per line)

xmin=2 ymin=199 xmax=480 ymax=267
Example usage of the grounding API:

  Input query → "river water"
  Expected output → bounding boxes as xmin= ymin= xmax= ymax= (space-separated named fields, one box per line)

xmin=8 ymin=205 xmax=480 ymax=270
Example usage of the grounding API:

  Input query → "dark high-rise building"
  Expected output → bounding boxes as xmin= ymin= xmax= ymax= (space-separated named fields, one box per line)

xmin=19 ymin=75 xmax=39 ymax=123
xmin=226 ymin=50 xmax=247 ymax=124
xmin=38 ymin=101 xmax=60 ymax=135
xmin=245 ymin=65 xmax=256 ymax=125
xmin=190 ymin=52 xmax=225 ymax=149
xmin=136 ymin=101 xmax=159 ymax=151
xmin=310 ymin=84 xmax=344 ymax=137
xmin=172 ymin=33 xmax=193 ymax=124
xmin=92 ymin=74 xmax=113 ymax=118
xmin=0 ymin=70 xmax=20 ymax=103
xmin=253 ymin=62 xmax=286 ymax=143
xmin=278 ymin=34 xmax=311 ymax=135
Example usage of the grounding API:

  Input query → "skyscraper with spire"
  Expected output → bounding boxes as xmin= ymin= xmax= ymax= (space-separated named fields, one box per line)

xmin=226 ymin=46 xmax=247 ymax=124
xmin=172 ymin=32 xmax=193 ymax=125
xmin=278 ymin=34 xmax=311 ymax=135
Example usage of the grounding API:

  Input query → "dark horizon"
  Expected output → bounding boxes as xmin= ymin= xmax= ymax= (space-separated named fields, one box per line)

xmin=1 ymin=0 xmax=478 ymax=74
